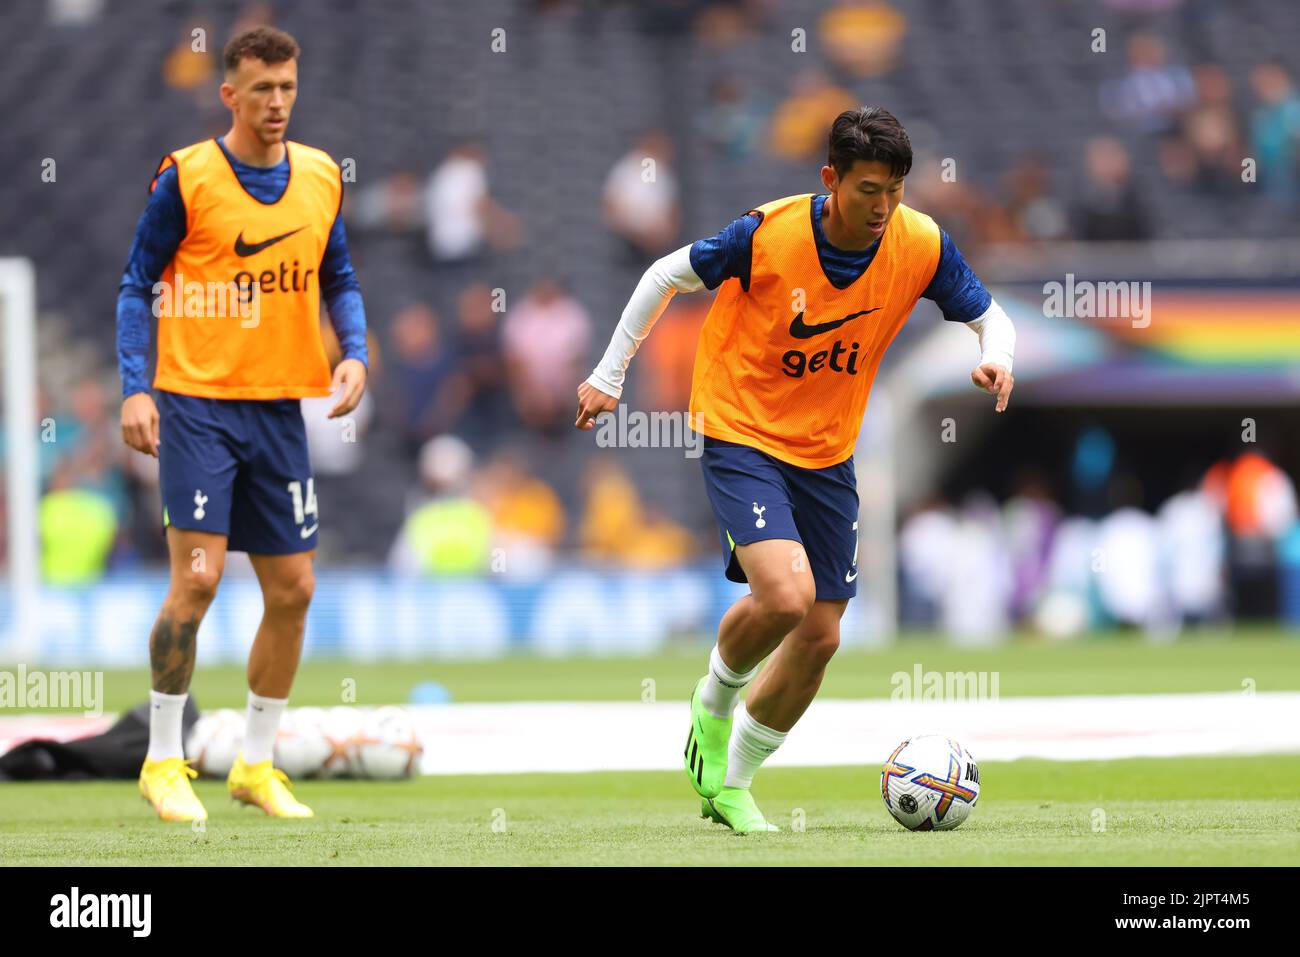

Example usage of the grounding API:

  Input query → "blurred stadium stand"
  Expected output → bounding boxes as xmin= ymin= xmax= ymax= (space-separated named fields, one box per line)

xmin=2 ymin=0 xmax=1299 ymax=656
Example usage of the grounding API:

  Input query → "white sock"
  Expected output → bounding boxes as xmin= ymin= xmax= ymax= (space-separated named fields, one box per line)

xmin=724 ymin=706 xmax=787 ymax=789
xmin=147 ymin=690 xmax=188 ymax=762
xmin=700 ymin=644 xmax=758 ymax=719
xmin=240 ymin=691 xmax=287 ymax=765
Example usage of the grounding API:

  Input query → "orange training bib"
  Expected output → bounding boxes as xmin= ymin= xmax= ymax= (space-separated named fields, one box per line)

xmin=688 ymin=194 xmax=940 ymax=468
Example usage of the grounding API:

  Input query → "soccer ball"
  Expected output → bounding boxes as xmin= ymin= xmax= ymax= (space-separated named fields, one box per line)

xmin=273 ymin=708 xmax=333 ymax=779
xmin=881 ymin=734 xmax=980 ymax=831
xmin=354 ymin=706 xmax=424 ymax=779
xmin=186 ymin=708 xmax=245 ymax=778
xmin=319 ymin=706 xmax=365 ymax=778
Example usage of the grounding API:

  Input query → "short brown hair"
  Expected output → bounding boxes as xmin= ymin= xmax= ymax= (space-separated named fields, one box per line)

xmin=223 ymin=26 xmax=300 ymax=73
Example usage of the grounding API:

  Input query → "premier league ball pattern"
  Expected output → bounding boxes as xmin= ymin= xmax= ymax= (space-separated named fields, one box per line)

xmin=881 ymin=734 xmax=980 ymax=831
xmin=185 ymin=706 xmax=424 ymax=780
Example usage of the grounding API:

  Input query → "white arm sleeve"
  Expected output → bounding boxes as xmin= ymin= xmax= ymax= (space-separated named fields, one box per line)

xmin=586 ymin=244 xmax=704 ymax=398
xmin=965 ymin=297 xmax=1016 ymax=372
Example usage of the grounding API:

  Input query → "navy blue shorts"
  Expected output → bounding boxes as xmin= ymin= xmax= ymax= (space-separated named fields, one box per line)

xmin=157 ymin=390 xmax=317 ymax=554
xmin=699 ymin=436 xmax=860 ymax=600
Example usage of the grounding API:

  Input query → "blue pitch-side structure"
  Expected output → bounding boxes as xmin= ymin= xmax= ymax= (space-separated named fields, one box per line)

xmin=1 ymin=567 xmax=890 ymax=666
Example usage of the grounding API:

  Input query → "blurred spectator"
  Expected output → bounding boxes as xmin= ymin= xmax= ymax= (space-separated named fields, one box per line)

xmin=40 ymin=463 xmax=117 ymax=585
xmin=53 ymin=380 xmax=126 ymax=512
xmin=1159 ymin=63 xmax=1243 ymax=194
xmin=898 ymin=499 xmax=958 ymax=626
xmin=1002 ymin=469 xmax=1062 ymax=620
xmin=1003 ymin=154 xmax=1069 ymax=241
xmin=1249 ymin=62 xmax=1300 ymax=208
xmin=451 ymin=283 xmax=511 ymax=450
xmin=383 ymin=304 xmax=469 ymax=453
xmin=502 ymin=279 xmax=591 ymax=436
xmin=348 ymin=170 xmax=425 ymax=235
xmin=1203 ymin=451 xmax=1297 ymax=541
xmin=1070 ymin=424 xmax=1117 ymax=517
xmin=1157 ymin=479 xmax=1226 ymax=624
xmin=1072 ymin=137 xmax=1151 ymax=241
xmin=940 ymin=493 xmax=1013 ymax=645
xmin=696 ymin=75 xmax=768 ymax=161
xmin=818 ymin=0 xmax=906 ymax=78
xmin=579 ymin=460 xmax=693 ymax=569
xmin=480 ymin=450 xmax=565 ymax=576
xmin=899 ymin=494 xmax=1013 ymax=642
xmin=1099 ymin=33 xmax=1195 ymax=134
xmin=1037 ymin=515 xmax=1100 ymax=638
xmin=904 ymin=156 xmax=1015 ymax=250
xmin=767 ymin=69 xmax=856 ymax=164
xmin=162 ymin=22 xmax=215 ymax=95
xmin=424 ymin=142 xmax=521 ymax=264
xmin=1204 ymin=450 xmax=1298 ymax=620
xmin=898 ymin=436 xmax=1300 ymax=636
xmin=389 ymin=436 xmax=493 ymax=575
xmin=603 ymin=131 xmax=681 ymax=260
xmin=1095 ymin=504 xmax=1167 ymax=631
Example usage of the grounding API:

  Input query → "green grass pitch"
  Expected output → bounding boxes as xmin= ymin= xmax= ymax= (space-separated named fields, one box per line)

xmin=1 ymin=756 xmax=1297 ymax=865
xmin=2 ymin=631 xmax=1298 ymax=865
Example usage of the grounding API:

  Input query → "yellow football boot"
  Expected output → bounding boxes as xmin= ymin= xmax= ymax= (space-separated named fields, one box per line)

xmin=227 ymin=755 xmax=314 ymax=818
xmin=139 ymin=756 xmax=208 ymax=822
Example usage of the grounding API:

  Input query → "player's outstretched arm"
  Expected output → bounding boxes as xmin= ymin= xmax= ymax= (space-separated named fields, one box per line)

xmin=575 ymin=243 xmax=705 ymax=430
xmin=920 ymin=230 xmax=1017 ymax=414
xmin=966 ymin=299 xmax=1016 ymax=413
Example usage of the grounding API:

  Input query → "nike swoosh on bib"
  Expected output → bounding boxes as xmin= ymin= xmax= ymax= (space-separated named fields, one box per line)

xmin=234 ymin=226 xmax=306 ymax=257
xmin=789 ymin=308 xmax=881 ymax=339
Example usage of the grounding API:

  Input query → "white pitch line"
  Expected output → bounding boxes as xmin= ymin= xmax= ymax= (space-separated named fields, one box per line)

xmin=405 ymin=692 xmax=1300 ymax=775
xmin=2 ymin=692 xmax=1295 ymax=777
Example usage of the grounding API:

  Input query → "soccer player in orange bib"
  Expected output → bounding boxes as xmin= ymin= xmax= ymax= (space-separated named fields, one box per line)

xmin=576 ymin=108 xmax=1016 ymax=831
xmin=116 ymin=27 xmax=368 ymax=821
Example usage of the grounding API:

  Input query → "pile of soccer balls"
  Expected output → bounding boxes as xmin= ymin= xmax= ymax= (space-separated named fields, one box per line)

xmin=186 ymin=705 xmax=424 ymax=780
xmin=880 ymin=734 xmax=981 ymax=831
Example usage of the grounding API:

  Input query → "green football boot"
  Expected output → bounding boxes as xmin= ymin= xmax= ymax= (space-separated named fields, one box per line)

xmin=701 ymin=786 xmax=779 ymax=833
xmin=684 ymin=676 xmax=730 ymax=798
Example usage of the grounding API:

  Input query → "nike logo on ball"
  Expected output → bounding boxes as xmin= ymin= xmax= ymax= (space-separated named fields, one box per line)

xmin=234 ymin=226 xmax=306 ymax=256
xmin=789 ymin=308 xmax=881 ymax=340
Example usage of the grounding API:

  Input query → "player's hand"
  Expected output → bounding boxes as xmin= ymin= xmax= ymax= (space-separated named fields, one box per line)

xmin=328 ymin=358 xmax=367 ymax=419
xmin=971 ymin=363 xmax=1014 ymax=413
xmin=121 ymin=392 xmax=161 ymax=457
xmin=575 ymin=381 xmax=618 ymax=430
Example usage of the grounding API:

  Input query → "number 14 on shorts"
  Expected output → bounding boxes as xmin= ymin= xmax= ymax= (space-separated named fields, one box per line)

xmin=287 ymin=479 xmax=318 ymax=537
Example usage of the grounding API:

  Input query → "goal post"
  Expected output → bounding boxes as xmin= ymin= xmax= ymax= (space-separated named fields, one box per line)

xmin=1 ymin=257 xmax=39 ymax=663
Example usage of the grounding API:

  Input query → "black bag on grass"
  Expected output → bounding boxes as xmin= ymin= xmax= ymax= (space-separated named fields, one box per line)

xmin=0 ymin=697 xmax=200 ymax=781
